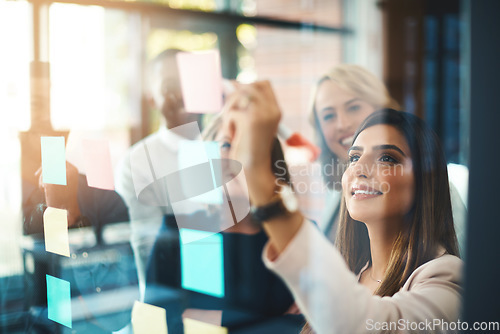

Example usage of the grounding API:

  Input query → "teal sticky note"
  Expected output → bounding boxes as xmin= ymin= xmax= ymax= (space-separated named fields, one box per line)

xmin=41 ymin=137 xmax=66 ymax=185
xmin=46 ymin=275 xmax=72 ymax=328
xmin=180 ymin=229 xmax=224 ymax=298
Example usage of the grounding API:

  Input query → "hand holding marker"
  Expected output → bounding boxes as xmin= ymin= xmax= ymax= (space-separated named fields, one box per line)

xmin=223 ymin=80 xmax=321 ymax=162
xmin=276 ymin=122 xmax=320 ymax=162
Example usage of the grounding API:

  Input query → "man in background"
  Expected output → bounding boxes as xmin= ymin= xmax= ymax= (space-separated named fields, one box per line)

xmin=114 ymin=49 xmax=203 ymax=301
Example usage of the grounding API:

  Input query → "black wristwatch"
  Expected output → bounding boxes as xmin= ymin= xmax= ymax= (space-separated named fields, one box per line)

xmin=250 ymin=184 xmax=298 ymax=223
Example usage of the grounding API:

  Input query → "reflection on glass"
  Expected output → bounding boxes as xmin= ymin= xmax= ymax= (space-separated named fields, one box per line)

xmin=0 ymin=0 xmax=30 ymax=278
xmin=0 ymin=0 xmax=471 ymax=333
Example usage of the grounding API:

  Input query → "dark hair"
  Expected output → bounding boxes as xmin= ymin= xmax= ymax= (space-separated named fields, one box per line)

xmin=147 ymin=48 xmax=183 ymax=91
xmin=202 ymin=113 xmax=291 ymax=185
xmin=336 ymin=108 xmax=460 ymax=296
xmin=150 ymin=48 xmax=183 ymax=68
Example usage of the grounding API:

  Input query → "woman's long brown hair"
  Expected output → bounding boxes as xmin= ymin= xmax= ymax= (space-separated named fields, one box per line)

xmin=302 ymin=109 xmax=460 ymax=333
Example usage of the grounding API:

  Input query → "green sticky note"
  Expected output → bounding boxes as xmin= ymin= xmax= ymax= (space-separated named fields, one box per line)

xmin=46 ymin=275 xmax=72 ymax=328
xmin=180 ymin=229 xmax=224 ymax=298
xmin=41 ymin=136 xmax=66 ymax=185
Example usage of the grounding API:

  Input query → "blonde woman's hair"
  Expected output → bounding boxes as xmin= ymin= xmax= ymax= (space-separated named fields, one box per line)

xmin=309 ymin=64 xmax=400 ymax=190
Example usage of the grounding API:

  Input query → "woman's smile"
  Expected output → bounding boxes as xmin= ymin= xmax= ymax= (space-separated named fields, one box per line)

xmin=350 ymin=183 xmax=383 ymax=200
xmin=339 ymin=134 xmax=355 ymax=151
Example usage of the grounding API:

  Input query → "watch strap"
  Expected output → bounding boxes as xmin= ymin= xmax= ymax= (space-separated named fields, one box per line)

xmin=250 ymin=197 xmax=289 ymax=223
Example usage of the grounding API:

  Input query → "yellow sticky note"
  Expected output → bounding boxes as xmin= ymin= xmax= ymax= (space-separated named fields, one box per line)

xmin=43 ymin=207 xmax=70 ymax=257
xmin=131 ymin=301 xmax=168 ymax=334
xmin=183 ymin=318 xmax=228 ymax=334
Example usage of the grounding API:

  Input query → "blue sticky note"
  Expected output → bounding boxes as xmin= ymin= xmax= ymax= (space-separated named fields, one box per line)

xmin=46 ymin=275 xmax=72 ymax=328
xmin=180 ymin=229 xmax=224 ymax=298
xmin=41 ymin=137 xmax=66 ymax=185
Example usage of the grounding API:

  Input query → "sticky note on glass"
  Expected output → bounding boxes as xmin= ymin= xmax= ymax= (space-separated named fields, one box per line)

xmin=132 ymin=301 xmax=168 ymax=334
xmin=182 ymin=309 xmax=222 ymax=327
xmin=178 ymin=140 xmax=222 ymax=205
xmin=46 ymin=275 xmax=72 ymax=328
xmin=43 ymin=207 xmax=70 ymax=257
xmin=176 ymin=50 xmax=223 ymax=113
xmin=183 ymin=318 xmax=228 ymax=334
xmin=41 ymin=136 xmax=66 ymax=185
xmin=82 ymin=138 xmax=115 ymax=190
xmin=180 ymin=229 xmax=224 ymax=298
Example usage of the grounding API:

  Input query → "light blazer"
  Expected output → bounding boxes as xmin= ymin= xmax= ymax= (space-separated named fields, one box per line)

xmin=263 ymin=220 xmax=463 ymax=334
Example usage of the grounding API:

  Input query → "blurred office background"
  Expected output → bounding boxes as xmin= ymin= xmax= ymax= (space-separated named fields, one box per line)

xmin=0 ymin=0 xmax=498 ymax=332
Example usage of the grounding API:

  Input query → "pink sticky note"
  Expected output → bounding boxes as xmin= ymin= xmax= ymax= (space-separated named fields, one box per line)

xmin=176 ymin=50 xmax=223 ymax=113
xmin=82 ymin=139 xmax=115 ymax=190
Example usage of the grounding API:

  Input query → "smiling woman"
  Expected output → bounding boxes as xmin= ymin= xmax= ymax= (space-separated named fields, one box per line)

xmin=223 ymin=81 xmax=462 ymax=334
xmin=336 ymin=110 xmax=459 ymax=298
